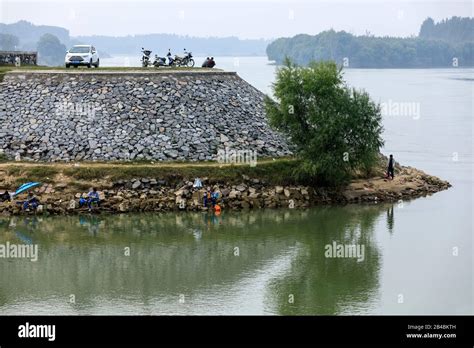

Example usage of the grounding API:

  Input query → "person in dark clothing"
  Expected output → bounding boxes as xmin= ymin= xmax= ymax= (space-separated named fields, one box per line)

xmin=387 ymin=154 xmax=395 ymax=180
xmin=202 ymin=57 xmax=210 ymax=68
xmin=0 ymin=190 xmax=11 ymax=202
xmin=207 ymin=57 xmax=215 ymax=68
xmin=22 ymin=192 xmax=39 ymax=211
xmin=211 ymin=189 xmax=219 ymax=207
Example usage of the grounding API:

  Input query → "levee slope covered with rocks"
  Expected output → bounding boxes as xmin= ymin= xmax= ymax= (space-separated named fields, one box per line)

xmin=0 ymin=70 xmax=291 ymax=162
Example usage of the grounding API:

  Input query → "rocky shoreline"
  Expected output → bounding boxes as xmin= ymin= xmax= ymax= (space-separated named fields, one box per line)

xmin=0 ymin=165 xmax=450 ymax=216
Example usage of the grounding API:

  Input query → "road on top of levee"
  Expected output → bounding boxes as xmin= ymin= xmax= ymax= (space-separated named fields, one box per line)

xmin=1 ymin=66 xmax=233 ymax=75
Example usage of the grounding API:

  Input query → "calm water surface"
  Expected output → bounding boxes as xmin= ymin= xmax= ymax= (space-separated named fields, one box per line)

xmin=0 ymin=57 xmax=472 ymax=315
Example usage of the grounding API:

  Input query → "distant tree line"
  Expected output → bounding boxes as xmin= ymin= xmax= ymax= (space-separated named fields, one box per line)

xmin=0 ymin=20 xmax=70 ymax=49
xmin=419 ymin=16 xmax=473 ymax=43
xmin=267 ymin=17 xmax=473 ymax=68
xmin=0 ymin=33 xmax=19 ymax=50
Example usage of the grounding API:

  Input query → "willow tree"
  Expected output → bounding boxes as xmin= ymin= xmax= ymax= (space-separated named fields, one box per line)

xmin=265 ymin=59 xmax=384 ymax=185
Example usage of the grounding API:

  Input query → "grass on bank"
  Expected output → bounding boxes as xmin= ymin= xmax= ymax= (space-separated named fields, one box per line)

xmin=0 ymin=158 xmax=303 ymax=188
xmin=0 ymin=65 xmax=66 ymax=81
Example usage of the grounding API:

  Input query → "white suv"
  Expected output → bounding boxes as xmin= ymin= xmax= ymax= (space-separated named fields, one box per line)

xmin=65 ymin=45 xmax=99 ymax=68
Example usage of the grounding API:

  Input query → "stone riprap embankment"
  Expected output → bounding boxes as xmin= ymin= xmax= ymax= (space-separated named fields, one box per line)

xmin=0 ymin=70 xmax=291 ymax=162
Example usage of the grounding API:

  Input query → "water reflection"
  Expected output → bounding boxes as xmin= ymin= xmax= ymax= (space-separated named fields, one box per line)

xmin=386 ymin=205 xmax=394 ymax=235
xmin=0 ymin=204 xmax=394 ymax=315
xmin=78 ymin=215 xmax=102 ymax=237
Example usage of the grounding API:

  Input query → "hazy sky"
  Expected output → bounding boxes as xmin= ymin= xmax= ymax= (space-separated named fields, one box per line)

xmin=0 ymin=0 xmax=472 ymax=39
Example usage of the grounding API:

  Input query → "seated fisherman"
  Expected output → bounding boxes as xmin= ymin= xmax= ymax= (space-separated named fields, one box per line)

xmin=207 ymin=57 xmax=216 ymax=68
xmin=0 ymin=190 xmax=11 ymax=202
xmin=202 ymin=57 xmax=210 ymax=68
xmin=87 ymin=187 xmax=100 ymax=210
xmin=23 ymin=192 xmax=39 ymax=211
xmin=211 ymin=189 xmax=219 ymax=207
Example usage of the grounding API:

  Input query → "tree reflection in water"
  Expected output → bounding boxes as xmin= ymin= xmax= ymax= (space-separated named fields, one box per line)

xmin=0 ymin=204 xmax=394 ymax=315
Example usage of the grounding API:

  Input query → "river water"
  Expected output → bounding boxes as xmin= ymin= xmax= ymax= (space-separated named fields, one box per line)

xmin=0 ymin=56 xmax=472 ymax=315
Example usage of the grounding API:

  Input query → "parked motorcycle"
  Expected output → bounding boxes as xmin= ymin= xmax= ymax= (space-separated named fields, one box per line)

xmin=141 ymin=48 xmax=152 ymax=67
xmin=143 ymin=48 xmax=194 ymax=68
xmin=171 ymin=49 xmax=195 ymax=67
xmin=153 ymin=54 xmax=167 ymax=67
xmin=179 ymin=49 xmax=195 ymax=67
xmin=167 ymin=49 xmax=177 ymax=66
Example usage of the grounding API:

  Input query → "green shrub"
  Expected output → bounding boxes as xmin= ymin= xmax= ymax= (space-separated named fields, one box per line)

xmin=265 ymin=59 xmax=384 ymax=186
